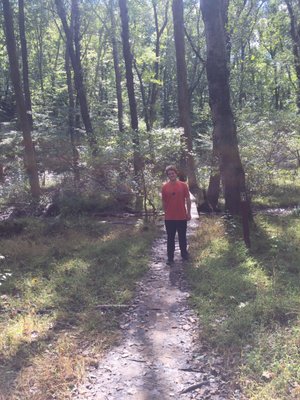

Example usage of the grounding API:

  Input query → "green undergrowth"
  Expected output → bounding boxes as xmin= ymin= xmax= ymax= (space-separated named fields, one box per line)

xmin=252 ymin=172 xmax=300 ymax=209
xmin=0 ymin=215 xmax=158 ymax=399
xmin=188 ymin=212 xmax=300 ymax=399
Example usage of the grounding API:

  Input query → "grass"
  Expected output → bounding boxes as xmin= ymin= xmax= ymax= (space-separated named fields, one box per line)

xmin=0 ymin=215 xmax=158 ymax=399
xmin=251 ymin=171 xmax=300 ymax=209
xmin=187 ymin=212 xmax=300 ymax=399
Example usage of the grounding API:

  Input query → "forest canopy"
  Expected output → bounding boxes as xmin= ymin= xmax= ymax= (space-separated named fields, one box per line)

xmin=0 ymin=0 xmax=299 ymax=214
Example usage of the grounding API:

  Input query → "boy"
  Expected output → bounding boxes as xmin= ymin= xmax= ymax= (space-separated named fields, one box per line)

xmin=161 ymin=165 xmax=191 ymax=265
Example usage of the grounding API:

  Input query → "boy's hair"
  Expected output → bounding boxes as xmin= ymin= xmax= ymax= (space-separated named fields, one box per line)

xmin=165 ymin=165 xmax=178 ymax=175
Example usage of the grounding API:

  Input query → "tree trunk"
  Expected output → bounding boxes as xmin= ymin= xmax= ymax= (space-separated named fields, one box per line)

xmin=55 ymin=0 xmax=97 ymax=153
xmin=35 ymin=24 xmax=45 ymax=105
xmin=2 ymin=0 xmax=40 ymax=198
xmin=109 ymin=0 xmax=124 ymax=132
xmin=118 ymin=0 xmax=138 ymax=132
xmin=0 ymin=163 xmax=4 ymax=182
xmin=51 ymin=37 xmax=61 ymax=95
xmin=133 ymin=60 xmax=151 ymax=132
xmin=201 ymin=0 xmax=250 ymax=216
xmin=285 ymin=0 xmax=300 ymax=112
xmin=172 ymin=0 xmax=205 ymax=204
xmin=18 ymin=0 xmax=33 ymax=128
xmin=149 ymin=0 xmax=169 ymax=130
xmin=118 ymin=0 xmax=143 ymax=174
xmin=206 ymin=0 xmax=230 ymax=209
xmin=238 ymin=42 xmax=246 ymax=108
xmin=119 ymin=0 xmax=144 ymax=210
xmin=65 ymin=48 xmax=80 ymax=186
xmin=133 ymin=60 xmax=155 ymax=160
xmin=206 ymin=153 xmax=221 ymax=212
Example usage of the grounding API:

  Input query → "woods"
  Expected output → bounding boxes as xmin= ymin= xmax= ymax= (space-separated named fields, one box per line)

xmin=0 ymin=0 xmax=300 ymax=399
xmin=2 ymin=0 xmax=40 ymax=198
xmin=0 ymin=0 xmax=299 ymax=215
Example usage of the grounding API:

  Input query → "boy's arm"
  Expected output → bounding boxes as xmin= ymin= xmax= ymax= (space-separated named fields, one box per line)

xmin=185 ymin=183 xmax=191 ymax=220
xmin=162 ymin=198 xmax=167 ymax=213
xmin=161 ymin=186 xmax=167 ymax=213
xmin=186 ymin=195 xmax=191 ymax=220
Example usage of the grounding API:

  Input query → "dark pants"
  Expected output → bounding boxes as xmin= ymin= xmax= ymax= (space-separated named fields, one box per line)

xmin=165 ymin=220 xmax=188 ymax=261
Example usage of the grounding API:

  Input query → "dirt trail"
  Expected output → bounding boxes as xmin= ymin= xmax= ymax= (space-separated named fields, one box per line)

xmin=73 ymin=204 xmax=244 ymax=400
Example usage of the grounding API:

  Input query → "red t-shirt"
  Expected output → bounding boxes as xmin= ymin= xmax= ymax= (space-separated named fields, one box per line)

xmin=161 ymin=180 xmax=190 ymax=220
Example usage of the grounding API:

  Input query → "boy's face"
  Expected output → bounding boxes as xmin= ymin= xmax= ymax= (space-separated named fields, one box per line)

xmin=167 ymin=169 xmax=177 ymax=182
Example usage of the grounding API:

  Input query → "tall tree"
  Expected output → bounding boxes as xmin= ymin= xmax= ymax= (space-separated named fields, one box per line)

xmin=65 ymin=47 xmax=80 ymax=185
xmin=109 ymin=0 xmax=124 ymax=132
xmin=32 ymin=2 xmax=46 ymax=105
xmin=148 ymin=0 xmax=169 ymax=129
xmin=200 ymin=0 xmax=250 ymax=216
xmin=55 ymin=0 xmax=97 ymax=152
xmin=118 ymin=0 xmax=138 ymax=132
xmin=285 ymin=0 xmax=300 ymax=112
xmin=2 ymin=0 xmax=40 ymax=198
xmin=118 ymin=0 xmax=143 ymax=177
xmin=172 ymin=0 xmax=203 ymax=201
xmin=206 ymin=0 xmax=231 ymax=210
xmin=18 ymin=0 xmax=33 ymax=128
xmin=133 ymin=58 xmax=150 ymax=131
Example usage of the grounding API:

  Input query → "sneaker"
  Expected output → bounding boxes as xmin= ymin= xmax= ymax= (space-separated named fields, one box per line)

xmin=166 ymin=259 xmax=174 ymax=266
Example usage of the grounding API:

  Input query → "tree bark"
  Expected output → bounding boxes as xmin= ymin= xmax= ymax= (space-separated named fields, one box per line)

xmin=200 ymin=0 xmax=250 ymax=216
xmin=51 ymin=36 xmax=61 ymax=95
xmin=172 ymin=0 xmax=204 ymax=204
xmin=2 ymin=0 xmax=40 ymax=198
xmin=118 ymin=0 xmax=143 ymax=175
xmin=118 ymin=0 xmax=138 ymax=132
xmin=0 ymin=163 xmax=4 ymax=182
xmin=206 ymin=156 xmax=221 ymax=211
xmin=65 ymin=48 xmax=80 ymax=186
xmin=162 ymin=67 xmax=170 ymax=127
xmin=133 ymin=60 xmax=151 ymax=132
xmin=285 ymin=0 xmax=300 ymax=112
xmin=55 ymin=0 xmax=97 ymax=153
xmin=35 ymin=23 xmax=45 ymax=105
xmin=206 ymin=0 xmax=230 ymax=209
xmin=119 ymin=0 xmax=144 ymax=211
xmin=18 ymin=0 xmax=33 ymax=128
xmin=109 ymin=0 xmax=124 ymax=132
xmin=149 ymin=0 xmax=169 ymax=129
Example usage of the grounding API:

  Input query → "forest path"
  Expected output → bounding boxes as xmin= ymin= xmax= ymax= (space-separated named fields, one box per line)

xmin=73 ymin=202 xmax=243 ymax=400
